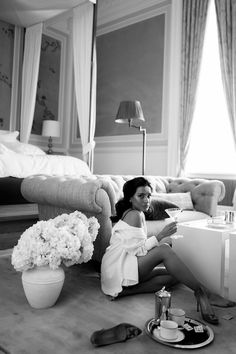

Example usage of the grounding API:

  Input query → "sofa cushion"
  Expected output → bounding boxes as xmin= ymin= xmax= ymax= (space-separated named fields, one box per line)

xmin=145 ymin=199 xmax=178 ymax=220
xmin=153 ymin=192 xmax=194 ymax=210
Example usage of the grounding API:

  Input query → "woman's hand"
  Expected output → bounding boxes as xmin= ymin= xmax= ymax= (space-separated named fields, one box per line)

xmin=159 ymin=236 xmax=173 ymax=247
xmin=157 ymin=221 xmax=177 ymax=241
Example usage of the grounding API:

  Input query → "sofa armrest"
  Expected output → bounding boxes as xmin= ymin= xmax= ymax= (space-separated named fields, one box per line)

xmin=159 ymin=177 xmax=225 ymax=216
xmin=191 ymin=180 xmax=225 ymax=216
xmin=21 ymin=175 xmax=111 ymax=214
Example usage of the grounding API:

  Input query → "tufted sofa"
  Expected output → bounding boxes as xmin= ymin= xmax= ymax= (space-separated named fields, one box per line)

xmin=21 ymin=175 xmax=225 ymax=263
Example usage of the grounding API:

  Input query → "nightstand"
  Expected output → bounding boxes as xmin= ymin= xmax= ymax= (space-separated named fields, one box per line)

xmin=46 ymin=151 xmax=67 ymax=156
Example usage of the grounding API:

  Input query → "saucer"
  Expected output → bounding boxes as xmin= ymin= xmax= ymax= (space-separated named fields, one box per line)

xmin=207 ymin=223 xmax=230 ymax=229
xmin=153 ymin=328 xmax=185 ymax=343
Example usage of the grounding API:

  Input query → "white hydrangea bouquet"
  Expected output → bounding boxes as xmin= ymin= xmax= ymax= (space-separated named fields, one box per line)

xmin=11 ymin=211 xmax=100 ymax=272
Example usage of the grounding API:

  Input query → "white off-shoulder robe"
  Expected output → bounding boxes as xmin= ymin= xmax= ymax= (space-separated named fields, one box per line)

xmin=101 ymin=219 xmax=158 ymax=297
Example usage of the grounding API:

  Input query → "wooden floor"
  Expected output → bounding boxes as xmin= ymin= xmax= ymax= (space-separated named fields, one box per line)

xmin=0 ymin=204 xmax=39 ymax=249
xmin=0 ymin=255 xmax=236 ymax=354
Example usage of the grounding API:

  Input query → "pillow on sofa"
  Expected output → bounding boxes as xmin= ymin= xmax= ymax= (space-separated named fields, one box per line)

xmin=152 ymin=192 xmax=194 ymax=210
xmin=144 ymin=198 xmax=178 ymax=220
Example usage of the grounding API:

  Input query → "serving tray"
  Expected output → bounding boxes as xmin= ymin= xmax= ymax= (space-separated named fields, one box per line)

xmin=145 ymin=317 xmax=214 ymax=349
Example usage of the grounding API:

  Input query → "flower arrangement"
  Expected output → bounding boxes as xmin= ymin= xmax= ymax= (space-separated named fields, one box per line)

xmin=11 ymin=211 xmax=100 ymax=272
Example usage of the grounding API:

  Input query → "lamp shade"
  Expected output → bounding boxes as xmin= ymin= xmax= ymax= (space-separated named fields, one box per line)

xmin=115 ymin=101 xmax=145 ymax=124
xmin=42 ymin=120 xmax=60 ymax=138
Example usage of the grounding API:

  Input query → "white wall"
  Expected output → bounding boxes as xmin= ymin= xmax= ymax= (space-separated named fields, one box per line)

xmin=94 ymin=137 xmax=168 ymax=175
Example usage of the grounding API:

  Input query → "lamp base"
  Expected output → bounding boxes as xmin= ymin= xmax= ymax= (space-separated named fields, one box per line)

xmin=129 ymin=123 xmax=146 ymax=175
xmin=46 ymin=137 xmax=54 ymax=154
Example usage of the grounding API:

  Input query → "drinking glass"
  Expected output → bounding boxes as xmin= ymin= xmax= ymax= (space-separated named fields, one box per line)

xmin=165 ymin=208 xmax=182 ymax=222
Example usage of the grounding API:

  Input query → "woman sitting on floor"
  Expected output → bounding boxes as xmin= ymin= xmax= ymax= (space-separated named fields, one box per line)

xmin=101 ymin=177 xmax=235 ymax=325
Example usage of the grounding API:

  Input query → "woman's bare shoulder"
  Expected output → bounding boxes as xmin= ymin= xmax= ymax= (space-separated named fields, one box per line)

xmin=122 ymin=209 xmax=142 ymax=228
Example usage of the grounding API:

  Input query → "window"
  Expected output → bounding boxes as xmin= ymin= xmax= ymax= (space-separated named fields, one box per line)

xmin=185 ymin=0 xmax=236 ymax=176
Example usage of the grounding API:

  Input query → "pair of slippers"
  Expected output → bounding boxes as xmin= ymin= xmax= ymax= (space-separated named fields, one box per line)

xmin=90 ymin=322 xmax=142 ymax=347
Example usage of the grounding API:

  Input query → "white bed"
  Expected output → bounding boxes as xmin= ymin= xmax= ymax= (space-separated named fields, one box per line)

xmin=0 ymin=130 xmax=92 ymax=178
xmin=0 ymin=150 xmax=92 ymax=178
xmin=0 ymin=130 xmax=92 ymax=204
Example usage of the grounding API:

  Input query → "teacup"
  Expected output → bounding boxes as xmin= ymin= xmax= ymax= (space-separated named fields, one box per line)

xmin=168 ymin=308 xmax=185 ymax=327
xmin=159 ymin=320 xmax=178 ymax=340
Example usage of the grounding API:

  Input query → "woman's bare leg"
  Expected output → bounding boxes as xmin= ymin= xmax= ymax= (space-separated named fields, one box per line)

xmin=136 ymin=245 xmax=235 ymax=307
xmin=138 ymin=244 xmax=201 ymax=291
xmin=119 ymin=267 xmax=178 ymax=297
xmin=119 ymin=274 xmax=178 ymax=297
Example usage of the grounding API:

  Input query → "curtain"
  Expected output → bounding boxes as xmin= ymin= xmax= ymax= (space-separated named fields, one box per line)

xmin=20 ymin=23 xmax=42 ymax=143
xmin=215 ymin=0 xmax=236 ymax=148
xmin=72 ymin=0 xmax=97 ymax=169
xmin=89 ymin=43 xmax=97 ymax=172
xmin=179 ymin=0 xmax=209 ymax=174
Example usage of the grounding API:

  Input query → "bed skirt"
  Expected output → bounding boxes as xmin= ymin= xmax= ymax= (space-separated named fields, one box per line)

xmin=0 ymin=177 xmax=30 ymax=205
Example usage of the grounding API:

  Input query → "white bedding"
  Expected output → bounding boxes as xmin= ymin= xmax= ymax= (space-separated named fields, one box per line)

xmin=0 ymin=150 xmax=92 ymax=178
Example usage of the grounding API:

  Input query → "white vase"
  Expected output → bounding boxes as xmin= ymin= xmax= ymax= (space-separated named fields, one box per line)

xmin=22 ymin=265 xmax=65 ymax=309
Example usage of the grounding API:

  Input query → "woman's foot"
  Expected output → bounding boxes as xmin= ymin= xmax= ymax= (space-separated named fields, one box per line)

xmin=195 ymin=288 xmax=219 ymax=325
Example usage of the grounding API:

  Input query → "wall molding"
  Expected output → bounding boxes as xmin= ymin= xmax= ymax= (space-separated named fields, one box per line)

xmin=97 ymin=1 xmax=170 ymax=36
xmin=97 ymin=0 xmax=170 ymax=28
xmin=95 ymin=134 xmax=167 ymax=148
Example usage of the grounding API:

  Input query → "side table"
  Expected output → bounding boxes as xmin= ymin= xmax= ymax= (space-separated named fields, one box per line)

xmin=228 ymin=231 xmax=236 ymax=301
xmin=172 ymin=219 xmax=236 ymax=298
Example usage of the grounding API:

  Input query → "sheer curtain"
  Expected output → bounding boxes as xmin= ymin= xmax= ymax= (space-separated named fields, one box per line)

xmin=20 ymin=23 xmax=42 ymax=143
xmin=179 ymin=0 xmax=209 ymax=174
xmin=184 ymin=0 xmax=236 ymax=175
xmin=72 ymin=0 xmax=97 ymax=170
xmin=215 ymin=0 xmax=236 ymax=148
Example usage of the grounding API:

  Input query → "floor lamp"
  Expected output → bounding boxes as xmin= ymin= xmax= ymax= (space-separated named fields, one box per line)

xmin=115 ymin=101 xmax=146 ymax=175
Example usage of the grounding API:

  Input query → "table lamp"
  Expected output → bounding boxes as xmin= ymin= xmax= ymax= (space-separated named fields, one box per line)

xmin=115 ymin=100 xmax=146 ymax=175
xmin=42 ymin=120 xmax=60 ymax=154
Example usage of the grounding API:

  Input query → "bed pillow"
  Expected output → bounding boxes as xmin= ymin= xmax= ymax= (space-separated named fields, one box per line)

xmin=0 ymin=130 xmax=19 ymax=141
xmin=0 ymin=143 xmax=11 ymax=154
xmin=152 ymin=192 xmax=194 ymax=210
xmin=144 ymin=199 xmax=179 ymax=220
xmin=1 ymin=141 xmax=46 ymax=155
xmin=0 ymin=130 xmax=16 ymax=134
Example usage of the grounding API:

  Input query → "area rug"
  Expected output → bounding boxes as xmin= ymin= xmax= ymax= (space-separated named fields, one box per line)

xmin=0 ymin=255 xmax=236 ymax=354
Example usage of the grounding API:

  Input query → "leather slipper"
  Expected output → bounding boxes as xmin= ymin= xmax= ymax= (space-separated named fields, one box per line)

xmin=90 ymin=322 xmax=142 ymax=347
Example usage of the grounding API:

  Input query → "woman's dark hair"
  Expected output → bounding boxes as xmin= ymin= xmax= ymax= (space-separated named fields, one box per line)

xmin=110 ymin=177 xmax=152 ymax=223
